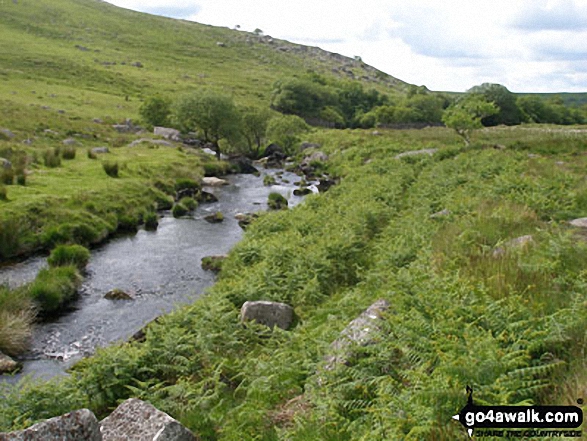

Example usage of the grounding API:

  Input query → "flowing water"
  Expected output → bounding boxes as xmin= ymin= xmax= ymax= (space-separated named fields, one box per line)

xmin=0 ymin=169 xmax=309 ymax=383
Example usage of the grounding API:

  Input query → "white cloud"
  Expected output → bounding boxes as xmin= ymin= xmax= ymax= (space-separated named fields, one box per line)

xmin=104 ymin=0 xmax=587 ymax=92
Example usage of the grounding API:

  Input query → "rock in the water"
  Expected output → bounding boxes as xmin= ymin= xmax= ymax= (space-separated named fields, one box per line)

xmin=91 ymin=147 xmax=109 ymax=154
xmin=204 ymin=212 xmax=224 ymax=223
xmin=317 ymin=177 xmax=336 ymax=193
xmin=154 ymin=126 xmax=182 ymax=142
xmin=99 ymin=398 xmax=197 ymax=441
xmin=324 ymin=299 xmax=390 ymax=370
xmin=230 ymin=156 xmax=259 ymax=175
xmin=202 ymin=177 xmax=229 ymax=187
xmin=293 ymin=187 xmax=312 ymax=196
xmin=104 ymin=289 xmax=134 ymax=301
xmin=570 ymin=218 xmax=587 ymax=228
xmin=0 ymin=409 xmax=101 ymax=441
xmin=395 ymin=148 xmax=437 ymax=159
xmin=0 ymin=128 xmax=15 ymax=140
xmin=201 ymin=255 xmax=227 ymax=272
xmin=235 ymin=212 xmax=258 ymax=229
xmin=0 ymin=158 xmax=12 ymax=169
xmin=199 ymin=190 xmax=218 ymax=203
xmin=241 ymin=300 xmax=294 ymax=330
xmin=0 ymin=351 xmax=21 ymax=375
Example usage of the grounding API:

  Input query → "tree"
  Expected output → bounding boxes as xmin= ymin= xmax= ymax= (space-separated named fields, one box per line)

xmin=139 ymin=96 xmax=171 ymax=128
xmin=442 ymin=94 xmax=498 ymax=145
xmin=239 ymin=107 xmax=273 ymax=158
xmin=467 ymin=83 xmax=523 ymax=126
xmin=266 ymin=114 xmax=310 ymax=155
xmin=270 ymin=77 xmax=338 ymax=119
xmin=173 ymin=91 xmax=240 ymax=159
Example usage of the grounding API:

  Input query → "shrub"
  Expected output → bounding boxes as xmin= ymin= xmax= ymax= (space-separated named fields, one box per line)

xmin=43 ymin=148 xmax=61 ymax=168
xmin=28 ymin=266 xmax=81 ymax=313
xmin=1 ymin=168 xmax=14 ymax=185
xmin=0 ymin=185 xmax=6 ymax=201
xmin=268 ymin=192 xmax=288 ymax=210
xmin=15 ymin=173 xmax=26 ymax=186
xmin=172 ymin=203 xmax=188 ymax=218
xmin=153 ymin=193 xmax=174 ymax=210
xmin=62 ymin=147 xmax=76 ymax=160
xmin=47 ymin=244 xmax=91 ymax=270
xmin=179 ymin=197 xmax=198 ymax=211
xmin=102 ymin=161 xmax=119 ymax=177
xmin=139 ymin=96 xmax=171 ymax=128
xmin=144 ymin=212 xmax=159 ymax=230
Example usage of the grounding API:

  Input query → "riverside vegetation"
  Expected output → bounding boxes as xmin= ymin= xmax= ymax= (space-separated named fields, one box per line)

xmin=2 ymin=0 xmax=587 ymax=440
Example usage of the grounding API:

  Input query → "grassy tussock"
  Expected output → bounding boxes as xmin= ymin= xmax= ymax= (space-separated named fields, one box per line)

xmin=28 ymin=266 xmax=81 ymax=314
xmin=47 ymin=244 xmax=91 ymax=270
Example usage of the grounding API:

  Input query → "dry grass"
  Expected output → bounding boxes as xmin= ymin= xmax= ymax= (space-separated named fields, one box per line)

xmin=0 ymin=309 xmax=34 ymax=356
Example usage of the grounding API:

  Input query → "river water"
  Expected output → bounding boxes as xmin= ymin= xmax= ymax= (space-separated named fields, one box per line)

xmin=0 ymin=169 xmax=308 ymax=383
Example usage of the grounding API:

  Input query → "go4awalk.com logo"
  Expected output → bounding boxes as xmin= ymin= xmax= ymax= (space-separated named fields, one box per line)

xmin=452 ymin=387 xmax=583 ymax=438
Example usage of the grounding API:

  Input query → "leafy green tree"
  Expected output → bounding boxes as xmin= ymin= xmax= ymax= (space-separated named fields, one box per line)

xmin=468 ymin=83 xmax=523 ymax=126
xmin=270 ymin=77 xmax=338 ymax=119
xmin=139 ymin=96 xmax=171 ymax=128
xmin=239 ymin=107 xmax=273 ymax=158
xmin=442 ymin=94 xmax=498 ymax=145
xmin=173 ymin=91 xmax=240 ymax=159
xmin=266 ymin=114 xmax=310 ymax=155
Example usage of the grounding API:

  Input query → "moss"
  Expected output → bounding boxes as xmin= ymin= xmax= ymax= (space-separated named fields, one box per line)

xmin=268 ymin=192 xmax=288 ymax=210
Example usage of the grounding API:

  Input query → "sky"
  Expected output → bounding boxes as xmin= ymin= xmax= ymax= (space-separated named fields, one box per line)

xmin=105 ymin=0 xmax=587 ymax=93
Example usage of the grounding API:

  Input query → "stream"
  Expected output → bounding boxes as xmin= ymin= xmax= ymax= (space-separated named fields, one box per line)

xmin=0 ymin=169 xmax=309 ymax=384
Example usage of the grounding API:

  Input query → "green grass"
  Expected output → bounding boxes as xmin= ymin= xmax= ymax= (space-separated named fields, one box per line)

xmin=27 ymin=266 xmax=81 ymax=314
xmin=47 ymin=244 xmax=91 ymax=270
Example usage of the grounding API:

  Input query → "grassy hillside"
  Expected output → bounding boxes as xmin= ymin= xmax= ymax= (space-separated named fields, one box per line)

xmin=0 ymin=0 xmax=406 ymax=122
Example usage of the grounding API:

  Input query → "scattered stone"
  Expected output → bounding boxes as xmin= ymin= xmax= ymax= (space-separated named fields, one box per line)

xmin=104 ymin=289 xmax=134 ymax=301
xmin=130 ymin=61 xmax=143 ymax=68
xmin=303 ymin=151 xmax=329 ymax=163
xmin=112 ymin=119 xmax=140 ymax=133
xmin=154 ymin=126 xmax=182 ymax=142
xmin=0 ymin=351 xmax=21 ymax=375
xmin=57 ymin=110 xmax=66 ymax=114
xmin=216 ymin=42 xmax=226 ymax=47
xmin=93 ymin=118 xmax=103 ymax=124
xmin=44 ymin=129 xmax=59 ymax=136
xmin=62 ymin=138 xmax=79 ymax=146
xmin=317 ymin=177 xmax=336 ymax=193
xmin=570 ymin=218 xmax=587 ymax=228
xmin=395 ymin=148 xmax=437 ymax=159
xmin=241 ymin=300 xmax=294 ymax=330
xmin=555 ymin=161 xmax=565 ymax=165
xmin=91 ymin=147 xmax=109 ymax=154
xmin=22 ymin=138 xmax=33 ymax=145
xmin=0 ymin=128 xmax=15 ymax=140
xmin=230 ymin=156 xmax=259 ymax=175
xmin=204 ymin=212 xmax=224 ymax=223
xmin=201 ymin=255 xmax=227 ymax=272
xmin=75 ymin=45 xmax=90 ymax=51
xmin=0 ymin=409 xmax=100 ymax=440
xmin=127 ymin=138 xmax=172 ymax=148
xmin=323 ymin=299 xmax=390 ymax=371
xmin=0 ymin=158 xmax=12 ymax=169
xmin=372 ymin=130 xmax=381 ymax=136
xmin=199 ymin=190 xmax=218 ymax=203
xmin=235 ymin=212 xmax=258 ymax=229
xmin=202 ymin=177 xmax=229 ymax=187
xmin=430 ymin=209 xmax=451 ymax=218
xmin=299 ymin=142 xmax=321 ymax=151
xmin=492 ymin=235 xmax=534 ymax=257
xmin=99 ymin=398 xmax=197 ymax=441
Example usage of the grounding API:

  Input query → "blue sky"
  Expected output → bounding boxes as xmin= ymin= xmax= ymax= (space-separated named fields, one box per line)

xmin=105 ymin=0 xmax=587 ymax=93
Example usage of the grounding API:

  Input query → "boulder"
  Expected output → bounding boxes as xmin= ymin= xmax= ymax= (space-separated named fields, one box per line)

xmin=204 ymin=212 xmax=224 ymax=223
xmin=201 ymin=255 xmax=227 ymax=272
xmin=229 ymin=156 xmax=259 ymax=175
xmin=0 ymin=158 xmax=12 ymax=169
xmin=128 ymin=138 xmax=172 ymax=148
xmin=395 ymin=148 xmax=437 ymax=159
xmin=0 ymin=128 xmax=15 ymax=140
xmin=199 ymin=190 xmax=218 ymax=203
xmin=154 ymin=127 xmax=182 ymax=142
xmin=263 ymin=143 xmax=286 ymax=160
xmin=570 ymin=218 xmax=587 ymax=228
xmin=112 ymin=119 xmax=141 ymax=133
xmin=0 ymin=409 xmax=101 ymax=441
xmin=241 ymin=300 xmax=294 ymax=330
xmin=62 ymin=138 xmax=79 ymax=146
xmin=202 ymin=177 xmax=229 ymax=187
xmin=91 ymin=147 xmax=109 ymax=154
xmin=492 ymin=235 xmax=534 ymax=257
xmin=293 ymin=187 xmax=312 ymax=196
xmin=324 ymin=299 xmax=390 ymax=370
xmin=317 ymin=177 xmax=336 ymax=193
xmin=99 ymin=398 xmax=197 ymax=441
xmin=0 ymin=351 xmax=21 ymax=375
xmin=303 ymin=151 xmax=329 ymax=163
xmin=235 ymin=212 xmax=258 ymax=229
xmin=104 ymin=289 xmax=134 ymax=301
xmin=430 ymin=209 xmax=451 ymax=219
xmin=299 ymin=142 xmax=321 ymax=151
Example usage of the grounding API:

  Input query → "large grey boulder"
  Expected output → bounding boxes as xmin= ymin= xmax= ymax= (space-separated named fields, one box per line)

xmin=241 ymin=301 xmax=294 ymax=330
xmin=492 ymin=235 xmax=534 ymax=257
xmin=154 ymin=127 xmax=181 ymax=142
xmin=128 ymin=138 xmax=172 ymax=148
xmin=0 ymin=351 xmax=21 ymax=374
xmin=62 ymin=138 xmax=79 ymax=146
xmin=91 ymin=147 xmax=109 ymax=154
xmin=324 ymin=299 xmax=390 ymax=370
xmin=99 ymin=398 xmax=197 ymax=441
xmin=0 ymin=409 xmax=101 ymax=441
xmin=570 ymin=218 xmax=587 ymax=228
xmin=202 ymin=177 xmax=228 ymax=187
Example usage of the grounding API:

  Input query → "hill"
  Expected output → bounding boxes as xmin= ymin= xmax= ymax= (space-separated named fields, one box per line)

xmin=0 ymin=0 xmax=408 ymax=123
